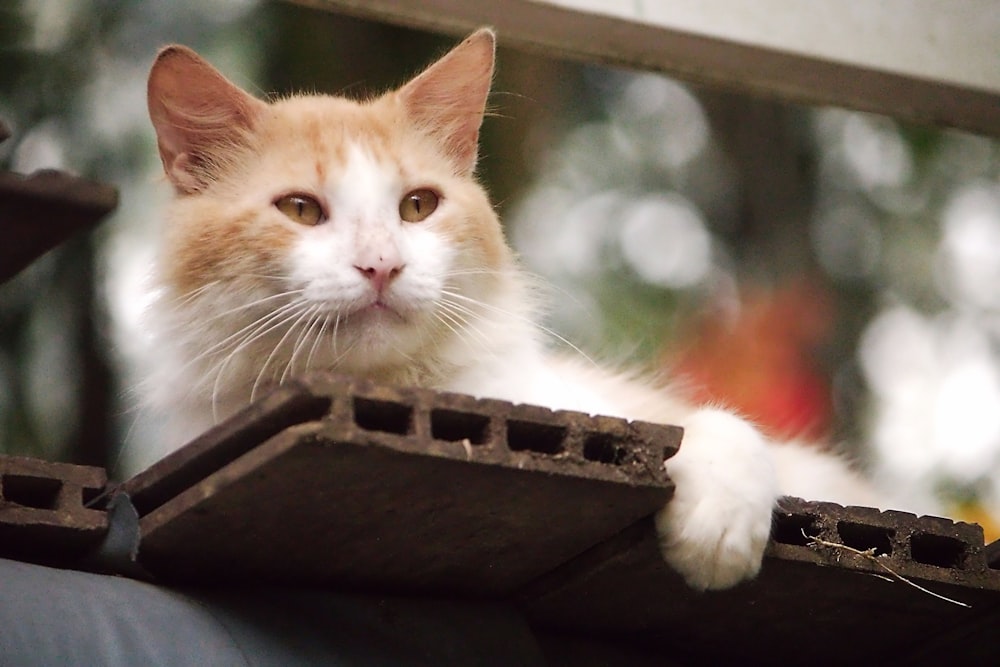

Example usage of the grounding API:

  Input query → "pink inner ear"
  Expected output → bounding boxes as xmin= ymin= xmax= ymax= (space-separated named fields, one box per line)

xmin=148 ymin=45 xmax=265 ymax=193
xmin=399 ymin=29 xmax=496 ymax=175
xmin=162 ymin=152 xmax=201 ymax=193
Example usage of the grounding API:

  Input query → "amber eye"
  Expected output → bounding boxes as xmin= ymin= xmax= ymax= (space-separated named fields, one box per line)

xmin=399 ymin=188 xmax=439 ymax=223
xmin=275 ymin=194 xmax=325 ymax=226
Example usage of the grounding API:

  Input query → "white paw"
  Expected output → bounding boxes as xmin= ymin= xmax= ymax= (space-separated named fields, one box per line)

xmin=655 ymin=408 xmax=778 ymax=590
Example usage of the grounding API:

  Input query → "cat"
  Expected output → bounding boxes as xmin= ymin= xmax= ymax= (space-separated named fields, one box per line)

xmin=140 ymin=28 xmax=883 ymax=590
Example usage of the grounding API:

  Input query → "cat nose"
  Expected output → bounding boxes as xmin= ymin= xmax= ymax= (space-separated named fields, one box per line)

xmin=354 ymin=255 xmax=405 ymax=293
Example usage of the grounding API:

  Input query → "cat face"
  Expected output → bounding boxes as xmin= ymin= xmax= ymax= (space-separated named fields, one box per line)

xmin=147 ymin=30 xmax=513 ymax=393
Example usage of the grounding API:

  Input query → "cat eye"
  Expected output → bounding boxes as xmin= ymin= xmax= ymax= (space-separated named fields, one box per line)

xmin=275 ymin=194 xmax=325 ymax=226
xmin=399 ymin=188 xmax=439 ymax=223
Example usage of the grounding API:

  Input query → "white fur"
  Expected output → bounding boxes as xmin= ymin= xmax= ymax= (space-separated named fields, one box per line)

xmin=769 ymin=441 xmax=882 ymax=509
xmin=286 ymin=144 xmax=456 ymax=369
xmin=140 ymin=57 xmax=889 ymax=591
xmin=140 ymin=176 xmax=876 ymax=590
xmin=656 ymin=409 xmax=776 ymax=590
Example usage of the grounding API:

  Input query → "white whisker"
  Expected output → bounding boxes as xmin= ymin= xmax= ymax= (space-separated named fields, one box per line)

xmin=171 ymin=281 xmax=222 ymax=308
xmin=282 ymin=304 xmax=324 ymax=383
xmin=440 ymin=267 xmax=505 ymax=278
xmin=436 ymin=299 xmax=496 ymax=352
xmin=251 ymin=301 xmax=315 ymax=400
xmin=329 ymin=332 xmax=360 ymax=368
xmin=305 ymin=309 xmax=333 ymax=373
xmin=433 ymin=308 xmax=496 ymax=360
xmin=440 ymin=288 xmax=597 ymax=367
xmin=192 ymin=299 xmax=304 ymax=374
xmin=190 ymin=290 xmax=307 ymax=330
xmin=209 ymin=300 xmax=308 ymax=419
xmin=331 ymin=312 xmax=342 ymax=356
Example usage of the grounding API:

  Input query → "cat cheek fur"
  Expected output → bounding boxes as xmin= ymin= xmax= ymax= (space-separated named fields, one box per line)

xmin=162 ymin=197 xmax=294 ymax=299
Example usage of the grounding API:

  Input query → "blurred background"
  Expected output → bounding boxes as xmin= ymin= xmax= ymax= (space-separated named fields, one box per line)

xmin=2 ymin=1 xmax=999 ymax=533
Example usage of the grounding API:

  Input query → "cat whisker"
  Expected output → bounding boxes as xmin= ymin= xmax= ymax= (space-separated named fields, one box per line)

xmin=196 ymin=289 xmax=307 ymax=326
xmin=446 ymin=266 xmax=589 ymax=314
xmin=445 ymin=267 xmax=589 ymax=315
xmin=170 ymin=280 xmax=222 ymax=308
xmin=385 ymin=339 xmax=417 ymax=366
xmin=282 ymin=304 xmax=325 ymax=384
xmin=430 ymin=311 xmax=463 ymax=342
xmin=208 ymin=300 xmax=311 ymax=419
xmin=304 ymin=309 xmax=333 ymax=374
xmin=440 ymin=267 xmax=506 ymax=278
xmin=432 ymin=309 xmax=497 ymax=362
xmin=440 ymin=288 xmax=598 ymax=367
xmin=328 ymin=331 xmax=361 ymax=369
xmin=170 ymin=278 xmax=301 ymax=311
xmin=189 ymin=298 xmax=305 ymax=376
xmin=161 ymin=291 xmax=310 ymax=382
xmin=436 ymin=299 xmax=498 ymax=354
xmin=251 ymin=301 xmax=317 ymax=401
xmin=278 ymin=309 xmax=312 ymax=385
xmin=330 ymin=312 xmax=343 ymax=357
xmin=518 ymin=271 xmax=596 ymax=314
xmin=238 ymin=273 xmax=294 ymax=282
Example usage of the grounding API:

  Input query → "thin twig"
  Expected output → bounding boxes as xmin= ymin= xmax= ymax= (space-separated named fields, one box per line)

xmin=802 ymin=529 xmax=972 ymax=609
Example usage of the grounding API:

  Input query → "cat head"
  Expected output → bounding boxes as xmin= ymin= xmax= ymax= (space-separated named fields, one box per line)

xmin=146 ymin=30 xmax=519 ymax=393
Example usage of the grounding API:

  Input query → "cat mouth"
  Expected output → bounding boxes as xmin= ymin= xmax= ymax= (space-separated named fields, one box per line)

xmin=351 ymin=297 xmax=407 ymax=323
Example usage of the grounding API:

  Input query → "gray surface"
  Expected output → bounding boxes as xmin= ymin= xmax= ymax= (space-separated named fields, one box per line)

xmin=0 ymin=558 xmax=546 ymax=666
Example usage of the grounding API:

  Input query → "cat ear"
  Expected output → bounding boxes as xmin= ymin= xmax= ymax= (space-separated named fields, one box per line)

xmin=147 ymin=45 xmax=266 ymax=193
xmin=398 ymin=29 xmax=495 ymax=176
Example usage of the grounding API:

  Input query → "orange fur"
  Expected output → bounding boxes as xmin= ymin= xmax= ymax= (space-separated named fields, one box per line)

xmin=150 ymin=34 xmax=509 ymax=311
xmin=144 ymin=29 xmax=512 ymax=414
xmin=137 ymin=30 xmax=898 ymax=592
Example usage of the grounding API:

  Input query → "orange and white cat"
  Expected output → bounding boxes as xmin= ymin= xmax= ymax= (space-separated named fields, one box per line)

xmin=141 ymin=29 xmax=881 ymax=590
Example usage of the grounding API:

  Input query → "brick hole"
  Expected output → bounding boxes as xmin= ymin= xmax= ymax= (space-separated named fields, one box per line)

xmin=82 ymin=486 xmax=103 ymax=506
xmin=431 ymin=409 xmax=490 ymax=445
xmin=353 ymin=397 xmax=412 ymax=435
xmin=910 ymin=532 xmax=967 ymax=569
xmin=507 ymin=420 xmax=566 ymax=456
xmin=2 ymin=475 xmax=62 ymax=510
xmin=837 ymin=521 xmax=894 ymax=557
xmin=772 ymin=512 xmax=820 ymax=546
xmin=582 ymin=432 xmax=627 ymax=465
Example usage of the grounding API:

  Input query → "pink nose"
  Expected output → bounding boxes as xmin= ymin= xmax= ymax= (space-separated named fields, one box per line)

xmin=354 ymin=257 xmax=404 ymax=293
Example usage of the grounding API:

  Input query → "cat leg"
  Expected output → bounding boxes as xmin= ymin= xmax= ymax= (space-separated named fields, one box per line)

xmin=654 ymin=408 xmax=778 ymax=590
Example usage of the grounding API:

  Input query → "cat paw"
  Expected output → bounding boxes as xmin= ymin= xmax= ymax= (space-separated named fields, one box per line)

xmin=654 ymin=408 xmax=778 ymax=590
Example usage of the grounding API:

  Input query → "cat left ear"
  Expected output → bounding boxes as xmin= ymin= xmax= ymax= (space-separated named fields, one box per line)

xmin=148 ymin=45 xmax=267 ymax=194
xmin=398 ymin=29 xmax=495 ymax=176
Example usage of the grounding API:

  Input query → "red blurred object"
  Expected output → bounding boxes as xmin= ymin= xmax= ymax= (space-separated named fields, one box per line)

xmin=666 ymin=280 xmax=835 ymax=441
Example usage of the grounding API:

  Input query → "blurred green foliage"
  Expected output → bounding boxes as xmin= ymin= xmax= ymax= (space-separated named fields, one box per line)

xmin=1 ymin=1 xmax=998 ymax=520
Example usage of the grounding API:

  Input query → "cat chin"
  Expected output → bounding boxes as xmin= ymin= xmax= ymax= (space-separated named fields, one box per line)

xmin=338 ymin=315 xmax=427 ymax=360
xmin=340 ymin=302 xmax=409 ymax=326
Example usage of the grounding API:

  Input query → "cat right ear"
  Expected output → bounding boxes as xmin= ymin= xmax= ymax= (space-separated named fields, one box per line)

xmin=398 ymin=29 xmax=496 ymax=176
xmin=147 ymin=45 xmax=266 ymax=194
